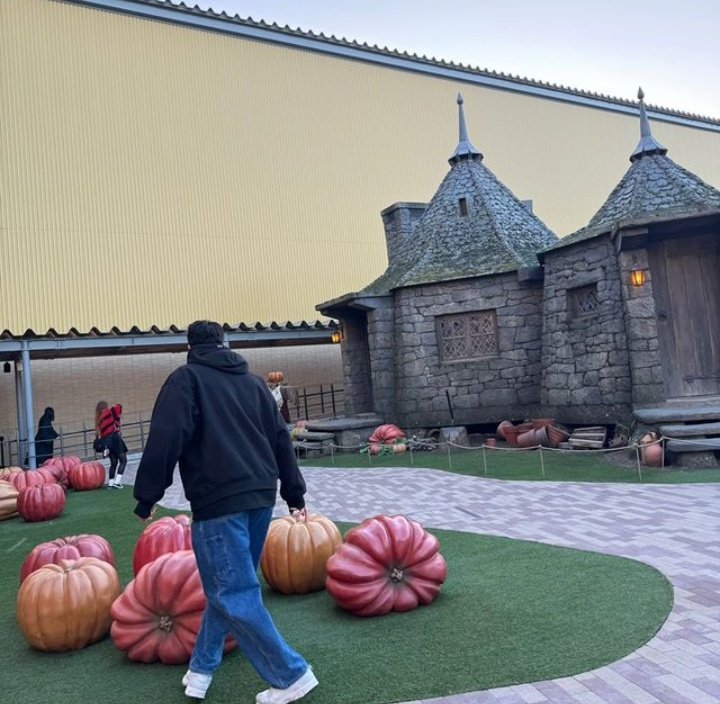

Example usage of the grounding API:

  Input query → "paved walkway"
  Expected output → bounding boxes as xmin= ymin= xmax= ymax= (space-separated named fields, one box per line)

xmin=122 ymin=458 xmax=720 ymax=703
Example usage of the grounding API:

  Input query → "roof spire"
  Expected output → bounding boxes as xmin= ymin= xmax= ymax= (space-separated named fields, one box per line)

xmin=630 ymin=87 xmax=668 ymax=162
xmin=449 ymin=93 xmax=483 ymax=165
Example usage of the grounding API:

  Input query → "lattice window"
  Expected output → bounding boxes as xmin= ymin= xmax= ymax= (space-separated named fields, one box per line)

xmin=437 ymin=311 xmax=497 ymax=361
xmin=568 ymin=284 xmax=599 ymax=318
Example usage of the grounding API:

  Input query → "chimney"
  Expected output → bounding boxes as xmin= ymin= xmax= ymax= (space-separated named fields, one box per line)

xmin=380 ymin=202 xmax=426 ymax=267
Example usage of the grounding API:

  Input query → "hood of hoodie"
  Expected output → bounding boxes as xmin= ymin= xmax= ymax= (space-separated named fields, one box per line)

xmin=188 ymin=344 xmax=248 ymax=374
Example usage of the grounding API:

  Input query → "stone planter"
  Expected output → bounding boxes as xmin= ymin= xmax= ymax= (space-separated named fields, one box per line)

xmin=547 ymin=425 xmax=570 ymax=448
xmin=504 ymin=426 xmax=521 ymax=447
xmin=496 ymin=421 xmax=513 ymax=441
xmin=517 ymin=429 xmax=538 ymax=448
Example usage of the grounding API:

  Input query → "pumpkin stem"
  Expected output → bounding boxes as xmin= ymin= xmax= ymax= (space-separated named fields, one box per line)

xmin=158 ymin=615 xmax=174 ymax=632
xmin=389 ymin=567 xmax=404 ymax=583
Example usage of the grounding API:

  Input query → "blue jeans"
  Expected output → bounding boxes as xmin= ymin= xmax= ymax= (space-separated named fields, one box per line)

xmin=189 ymin=508 xmax=308 ymax=688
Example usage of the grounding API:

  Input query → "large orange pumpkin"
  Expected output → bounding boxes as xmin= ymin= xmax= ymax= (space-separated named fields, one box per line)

xmin=260 ymin=514 xmax=342 ymax=594
xmin=17 ymin=557 xmax=121 ymax=651
xmin=0 ymin=480 xmax=19 ymax=521
xmin=20 ymin=534 xmax=116 ymax=583
xmin=17 ymin=483 xmax=66 ymax=522
xmin=132 ymin=515 xmax=192 ymax=575
xmin=68 ymin=461 xmax=106 ymax=491
xmin=111 ymin=550 xmax=236 ymax=664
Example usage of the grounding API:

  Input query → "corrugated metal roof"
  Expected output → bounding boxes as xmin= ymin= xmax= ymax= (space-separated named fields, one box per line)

xmin=69 ymin=0 xmax=720 ymax=128
xmin=0 ymin=320 xmax=336 ymax=340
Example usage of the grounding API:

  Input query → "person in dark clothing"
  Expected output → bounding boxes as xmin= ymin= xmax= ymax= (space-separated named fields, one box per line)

xmin=133 ymin=320 xmax=318 ymax=704
xmin=34 ymin=407 xmax=59 ymax=465
xmin=95 ymin=400 xmax=128 ymax=488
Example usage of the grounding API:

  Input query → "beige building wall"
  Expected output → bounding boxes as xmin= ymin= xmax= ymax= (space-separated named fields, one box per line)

xmin=2 ymin=0 xmax=719 ymax=335
xmin=0 ymin=344 xmax=343 ymax=437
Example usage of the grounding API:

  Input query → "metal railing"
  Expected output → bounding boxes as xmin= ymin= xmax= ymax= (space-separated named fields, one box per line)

xmin=0 ymin=384 xmax=345 ymax=466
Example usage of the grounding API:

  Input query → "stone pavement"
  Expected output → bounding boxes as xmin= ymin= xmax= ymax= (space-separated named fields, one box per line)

xmin=122 ymin=457 xmax=720 ymax=703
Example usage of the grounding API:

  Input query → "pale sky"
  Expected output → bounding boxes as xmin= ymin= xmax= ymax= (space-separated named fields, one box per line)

xmin=183 ymin=0 xmax=720 ymax=119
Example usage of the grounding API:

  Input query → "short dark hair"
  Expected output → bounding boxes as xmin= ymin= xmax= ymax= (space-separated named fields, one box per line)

xmin=187 ymin=320 xmax=224 ymax=346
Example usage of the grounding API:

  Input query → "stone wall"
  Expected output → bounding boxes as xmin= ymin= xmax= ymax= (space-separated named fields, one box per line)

xmin=338 ymin=311 xmax=373 ymax=414
xmin=618 ymin=248 xmax=666 ymax=405
xmin=367 ymin=300 xmax=396 ymax=420
xmin=541 ymin=237 xmax=633 ymax=424
xmin=393 ymin=272 xmax=544 ymax=428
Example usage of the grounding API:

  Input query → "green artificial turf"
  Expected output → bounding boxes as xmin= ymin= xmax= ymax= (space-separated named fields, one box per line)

xmin=1 ymin=489 xmax=672 ymax=704
xmin=301 ymin=447 xmax=720 ymax=483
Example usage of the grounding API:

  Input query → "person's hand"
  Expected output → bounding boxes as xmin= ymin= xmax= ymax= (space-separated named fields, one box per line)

xmin=289 ymin=507 xmax=307 ymax=522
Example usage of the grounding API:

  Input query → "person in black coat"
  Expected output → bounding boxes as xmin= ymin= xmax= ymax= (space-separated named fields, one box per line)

xmin=34 ymin=407 xmax=59 ymax=465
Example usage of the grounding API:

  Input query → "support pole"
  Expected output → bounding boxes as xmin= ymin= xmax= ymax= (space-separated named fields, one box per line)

xmin=21 ymin=342 xmax=36 ymax=469
xmin=14 ymin=360 xmax=27 ymax=466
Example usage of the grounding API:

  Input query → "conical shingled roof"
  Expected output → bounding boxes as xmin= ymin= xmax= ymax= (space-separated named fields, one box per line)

xmin=364 ymin=96 xmax=557 ymax=292
xmin=550 ymin=89 xmax=720 ymax=250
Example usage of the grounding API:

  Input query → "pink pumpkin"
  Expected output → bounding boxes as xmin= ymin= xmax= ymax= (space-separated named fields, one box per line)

xmin=9 ymin=469 xmax=56 ymax=493
xmin=326 ymin=515 xmax=447 ymax=617
xmin=133 ymin=515 xmax=193 ymax=575
xmin=17 ymin=483 xmax=66 ymax=522
xmin=68 ymin=461 xmax=106 ymax=491
xmin=21 ymin=534 xmax=116 ymax=583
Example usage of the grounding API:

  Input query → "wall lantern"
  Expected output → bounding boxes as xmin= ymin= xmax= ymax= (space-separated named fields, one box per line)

xmin=2 ymin=362 xmax=10 ymax=374
xmin=630 ymin=262 xmax=646 ymax=287
xmin=331 ymin=328 xmax=343 ymax=344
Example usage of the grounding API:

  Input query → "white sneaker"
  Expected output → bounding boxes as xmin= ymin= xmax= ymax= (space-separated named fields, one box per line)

xmin=256 ymin=668 xmax=318 ymax=704
xmin=106 ymin=478 xmax=117 ymax=488
xmin=183 ymin=670 xmax=212 ymax=699
xmin=114 ymin=476 xmax=124 ymax=488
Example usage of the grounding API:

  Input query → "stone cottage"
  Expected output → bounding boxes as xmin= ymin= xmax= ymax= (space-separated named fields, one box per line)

xmin=318 ymin=91 xmax=720 ymax=457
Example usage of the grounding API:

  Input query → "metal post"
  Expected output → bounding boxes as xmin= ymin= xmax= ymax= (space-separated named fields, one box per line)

xmin=330 ymin=383 xmax=337 ymax=417
xmin=83 ymin=422 xmax=89 ymax=458
xmin=330 ymin=443 xmax=335 ymax=466
xmin=21 ymin=343 xmax=36 ymax=469
xmin=446 ymin=441 xmax=452 ymax=470
xmin=303 ymin=389 xmax=309 ymax=420
xmin=59 ymin=427 xmax=65 ymax=456
xmin=320 ymin=384 xmax=325 ymax=415
xmin=139 ymin=413 xmax=146 ymax=450
xmin=482 ymin=446 xmax=488 ymax=475
xmin=635 ymin=445 xmax=643 ymax=480
xmin=539 ymin=446 xmax=545 ymax=478
xmin=14 ymin=360 xmax=27 ymax=467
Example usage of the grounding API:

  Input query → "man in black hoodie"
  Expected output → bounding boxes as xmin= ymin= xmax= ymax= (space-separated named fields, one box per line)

xmin=133 ymin=320 xmax=318 ymax=704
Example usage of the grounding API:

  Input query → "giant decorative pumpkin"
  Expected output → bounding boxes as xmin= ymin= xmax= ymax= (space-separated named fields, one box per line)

xmin=68 ymin=461 xmax=105 ymax=491
xmin=368 ymin=424 xmax=406 ymax=444
xmin=326 ymin=515 xmax=447 ymax=617
xmin=20 ymin=534 xmax=116 ymax=583
xmin=0 ymin=480 xmax=19 ymax=521
xmin=17 ymin=483 xmax=66 ymax=523
xmin=133 ymin=515 xmax=192 ymax=575
xmin=41 ymin=461 xmax=69 ymax=491
xmin=111 ymin=550 xmax=236 ymax=664
xmin=8 ymin=468 xmax=56 ymax=492
xmin=261 ymin=514 xmax=342 ymax=594
xmin=17 ymin=557 xmax=121 ymax=651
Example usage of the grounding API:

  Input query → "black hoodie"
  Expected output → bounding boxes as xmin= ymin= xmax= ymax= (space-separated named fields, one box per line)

xmin=133 ymin=344 xmax=306 ymax=520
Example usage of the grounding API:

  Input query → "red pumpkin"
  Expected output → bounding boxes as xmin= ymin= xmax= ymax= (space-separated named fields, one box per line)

xmin=68 ymin=461 xmax=106 ymax=491
xmin=133 ymin=515 xmax=192 ymax=575
xmin=43 ymin=456 xmax=81 ymax=472
xmin=41 ymin=461 xmax=70 ymax=491
xmin=20 ymin=534 xmax=116 ymax=583
xmin=8 ymin=468 xmax=56 ymax=492
xmin=368 ymin=424 xmax=406 ymax=444
xmin=111 ymin=550 xmax=236 ymax=664
xmin=17 ymin=483 xmax=66 ymax=522
xmin=326 ymin=515 xmax=447 ymax=617
xmin=17 ymin=557 xmax=121 ymax=651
